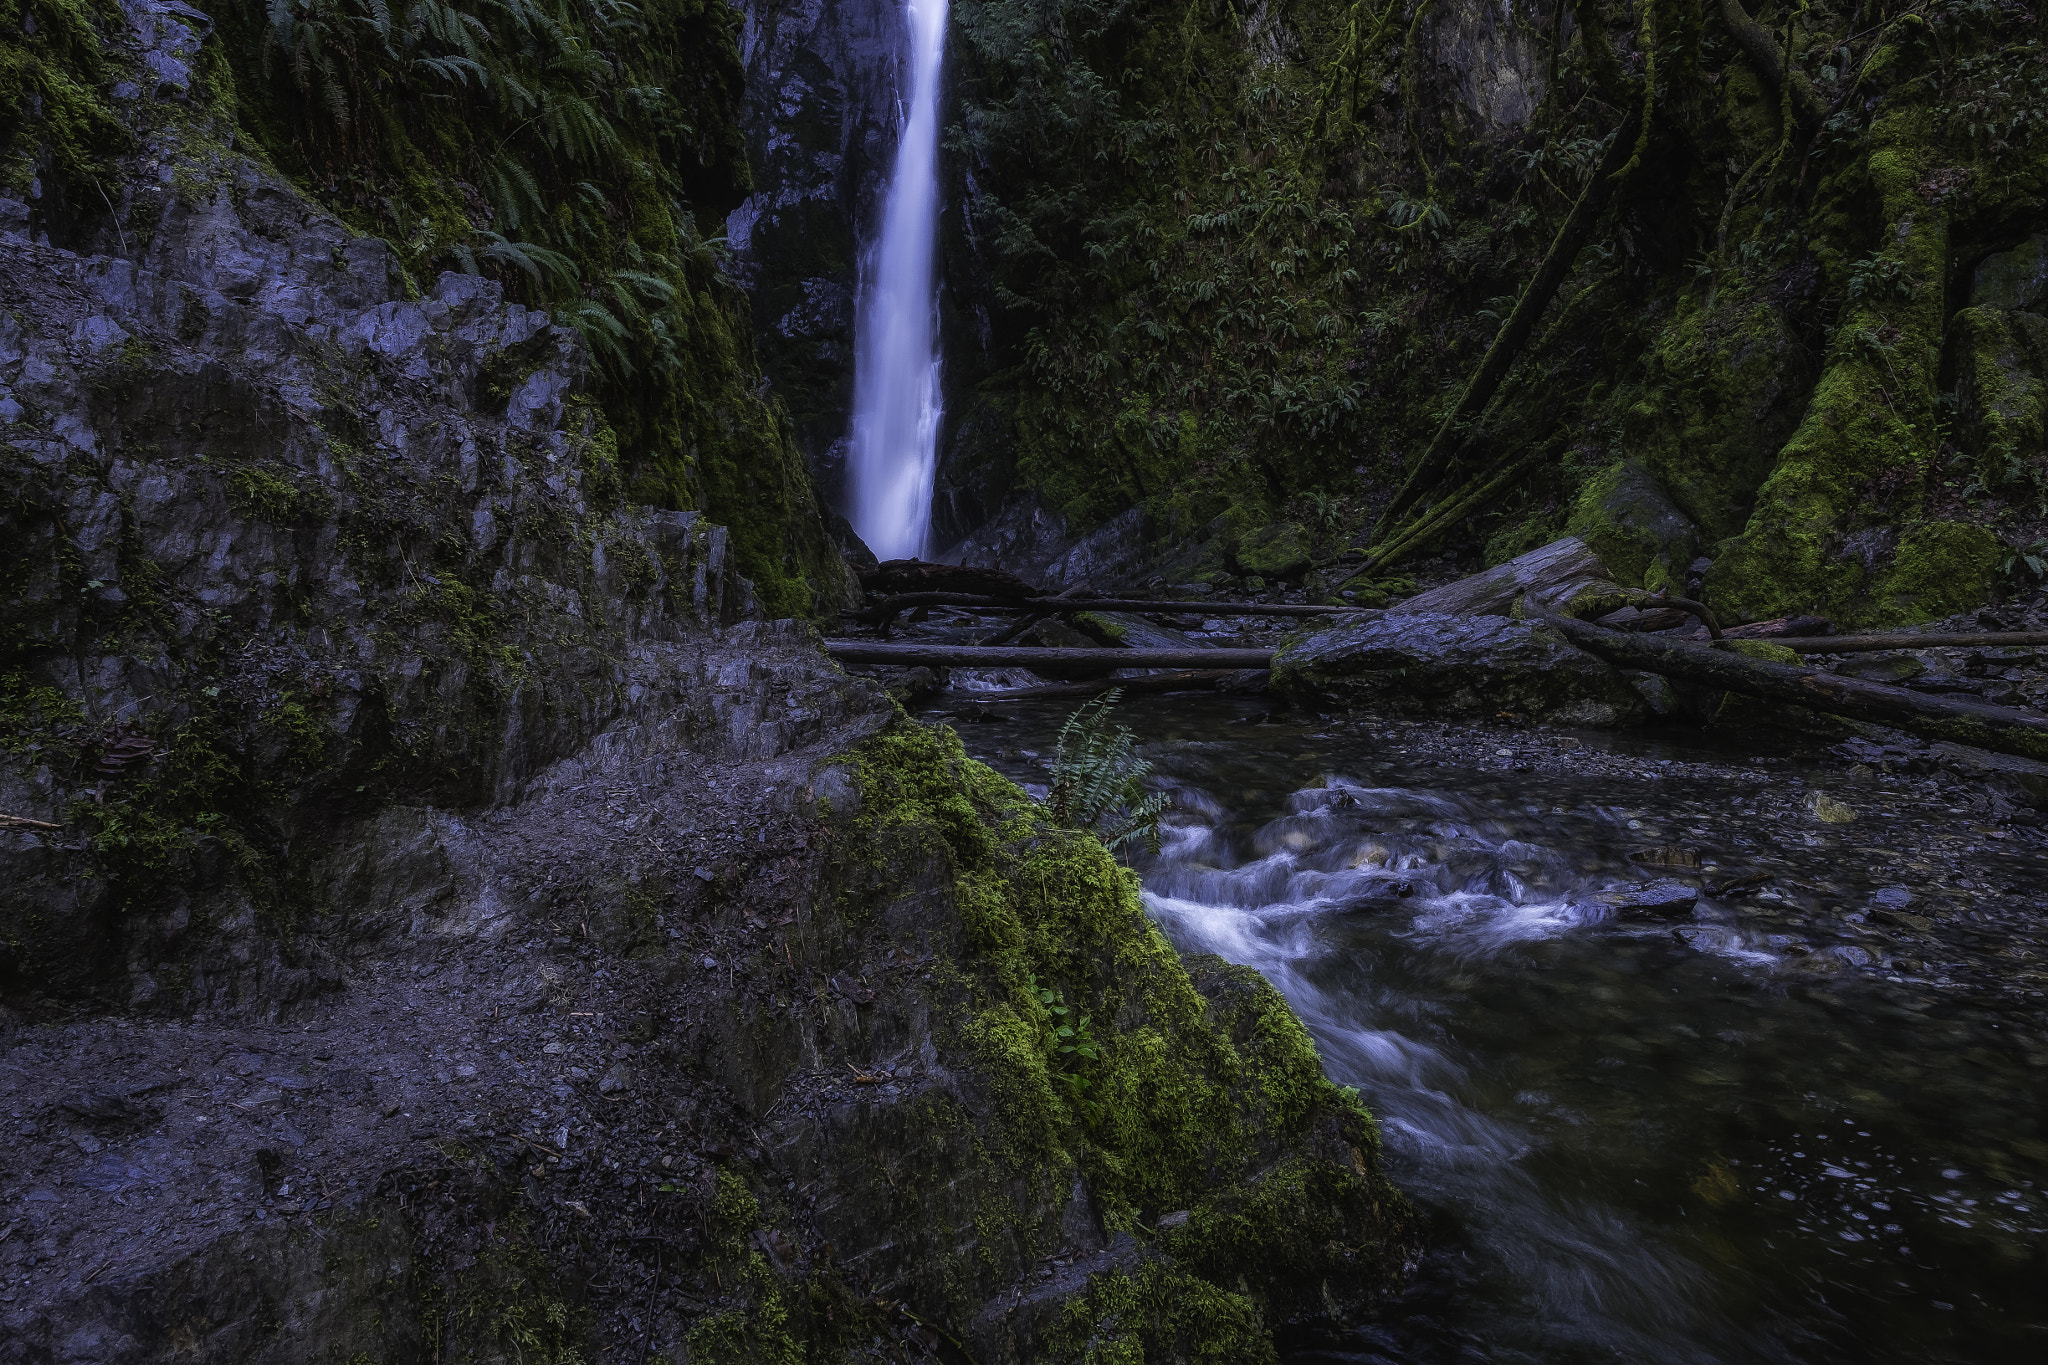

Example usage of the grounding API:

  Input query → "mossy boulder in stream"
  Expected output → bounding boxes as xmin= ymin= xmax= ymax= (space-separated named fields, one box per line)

xmin=755 ymin=721 xmax=1416 ymax=1361
xmin=1274 ymin=614 xmax=1646 ymax=727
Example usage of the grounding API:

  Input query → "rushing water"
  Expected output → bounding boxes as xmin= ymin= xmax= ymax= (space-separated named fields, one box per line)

xmin=846 ymin=0 xmax=948 ymax=561
xmin=954 ymin=697 xmax=2048 ymax=1364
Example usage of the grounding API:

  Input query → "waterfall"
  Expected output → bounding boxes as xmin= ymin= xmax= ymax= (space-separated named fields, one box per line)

xmin=846 ymin=0 xmax=948 ymax=562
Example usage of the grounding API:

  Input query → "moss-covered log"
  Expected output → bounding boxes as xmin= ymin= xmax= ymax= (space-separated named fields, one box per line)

xmin=1789 ymin=631 xmax=2048 ymax=654
xmin=944 ymin=669 xmax=1261 ymax=701
xmin=854 ymin=593 xmax=1369 ymax=625
xmin=1542 ymin=612 xmax=2048 ymax=759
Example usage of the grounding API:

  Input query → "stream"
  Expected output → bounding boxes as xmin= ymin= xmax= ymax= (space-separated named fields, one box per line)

xmin=949 ymin=695 xmax=2048 ymax=1364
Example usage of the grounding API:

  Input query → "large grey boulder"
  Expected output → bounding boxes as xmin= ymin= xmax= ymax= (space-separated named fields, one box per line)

xmin=1272 ymin=612 xmax=1647 ymax=727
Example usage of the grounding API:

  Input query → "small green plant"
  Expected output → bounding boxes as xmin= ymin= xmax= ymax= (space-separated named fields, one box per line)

xmin=1030 ymin=973 xmax=1102 ymax=1122
xmin=2002 ymin=537 xmax=2048 ymax=581
xmin=1045 ymin=689 xmax=1166 ymax=853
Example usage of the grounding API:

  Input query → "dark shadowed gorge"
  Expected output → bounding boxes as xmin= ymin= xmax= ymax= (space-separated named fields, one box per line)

xmin=4 ymin=0 xmax=2046 ymax=1360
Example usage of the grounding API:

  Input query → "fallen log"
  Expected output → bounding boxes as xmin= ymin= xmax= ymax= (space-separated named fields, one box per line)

xmin=825 ymin=642 xmax=1275 ymax=669
xmin=1784 ymin=631 xmax=2048 ymax=655
xmin=1392 ymin=537 xmax=1609 ymax=616
xmin=941 ymin=669 xmax=1260 ymax=703
xmin=1540 ymin=612 xmax=2048 ymax=761
xmin=851 ymin=593 xmax=1371 ymax=627
xmin=860 ymin=561 xmax=1044 ymax=598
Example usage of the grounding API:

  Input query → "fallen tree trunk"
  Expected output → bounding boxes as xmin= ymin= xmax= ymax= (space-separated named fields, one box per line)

xmin=943 ymin=669 xmax=1260 ymax=703
xmin=1392 ymin=537 xmax=1608 ymax=616
xmin=1786 ymin=631 xmax=2048 ymax=655
xmin=1716 ymin=0 xmax=1827 ymax=126
xmin=859 ymin=560 xmax=1043 ymax=598
xmin=852 ymin=593 xmax=1371 ymax=626
xmin=1541 ymin=612 xmax=2048 ymax=761
xmin=825 ymin=642 xmax=1275 ymax=669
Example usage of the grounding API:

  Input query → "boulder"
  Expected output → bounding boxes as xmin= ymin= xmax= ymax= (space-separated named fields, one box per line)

xmin=1271 ymin=612 xmax=1647 ymax=726
xmin=1566 ymin=461 xmax=1702 ymax=593
xmin=1233 ymin=520 xmax=1313 ymax=580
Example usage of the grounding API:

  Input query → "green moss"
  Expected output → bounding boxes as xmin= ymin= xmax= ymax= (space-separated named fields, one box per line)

xmin=1046 ymin=1263 xmax=1274 ymax=1365
xmin=1566 ymin=461 xmax=1703 ymax=591
xmin=1873 ymin=521 xmax=2002 ymax=621
xmin=1950 ymin=305 xmax=2048 ymax=500
xmin=225 ymin=465 xmax=330 ymax=524
xmin=832 ymin=720 xmax=1411 ymax=1352
xmin=0 ymin=0 xmax=130 ymax=197
xmin=0 ymin=670 xmax=85 ymax=758
xmin=1706 ymin=87 xmax=1955 ymax=626
xmin=1233 ymin=522 xmax=1313 ymax=579
xmin=441 ymin=1239 xmax=590 ymax=1365
xmin=684 ymin=1253 xmax=806 ymax=1365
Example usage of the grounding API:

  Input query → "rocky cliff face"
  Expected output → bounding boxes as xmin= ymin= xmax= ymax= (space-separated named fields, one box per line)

xmin=0 ymin=2 xmax=1412 ymax=1359
xmin=727 ymin=0 xmax=909 ymax=523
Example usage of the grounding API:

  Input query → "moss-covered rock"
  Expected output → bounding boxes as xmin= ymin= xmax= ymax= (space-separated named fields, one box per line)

xmin=1950 ymin=304 xmax=2048 ymax=497
xmin=1616 ymin=289 xmax=1816 ymax=550
xmin=748 ymin=720 xmax=1415 ymax=1361
xmin=1566 ymin=461 xmax=1702 ymax=593
xmin=1233 ymin=521 xmax=1314 ymax=580
xmin=1872 ymin=521 xmax=2004 ymax=622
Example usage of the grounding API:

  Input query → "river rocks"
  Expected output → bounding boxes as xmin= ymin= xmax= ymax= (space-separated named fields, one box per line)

xmin=1272 ymin=612 xmax=1648 ymax=727
xmin=1806 ymin=792 xmax=1858 ymax=823
xmin=1576 ymin=880 xmax=1701 ymax=918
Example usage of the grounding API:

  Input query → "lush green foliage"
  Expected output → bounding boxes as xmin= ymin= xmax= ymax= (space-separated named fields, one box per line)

xmin=1045 ymin=689 xmax=1167 ymax=851
xmin=218 ymin=0 xmax=839 ymax=613
xmin=1 ymin=0 xmax=130 ymax=195
xmin=948 ymin=0 xmax=2048 ymax=623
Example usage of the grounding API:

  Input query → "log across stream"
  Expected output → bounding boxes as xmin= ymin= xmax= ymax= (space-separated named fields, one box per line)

xmin=828 ymin=624 xmax=2048 ymax=761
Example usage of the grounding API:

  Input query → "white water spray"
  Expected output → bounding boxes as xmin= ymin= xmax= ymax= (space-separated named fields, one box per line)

xmin=846 ymin=0 xmax=948 ymax=561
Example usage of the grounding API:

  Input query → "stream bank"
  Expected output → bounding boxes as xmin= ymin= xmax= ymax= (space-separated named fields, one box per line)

xmin=948 ymin=696 xmax=2048 ymax=1362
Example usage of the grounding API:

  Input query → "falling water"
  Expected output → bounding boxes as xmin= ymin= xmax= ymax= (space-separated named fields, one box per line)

xmin=846 ymin=0 xmax=948 ymax=562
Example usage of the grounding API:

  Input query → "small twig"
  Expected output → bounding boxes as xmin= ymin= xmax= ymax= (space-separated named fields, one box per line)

xmin=92 ymin=179 xmax=128 ymax=257
xmin=0 ymin=814 xmax=62 ymax=830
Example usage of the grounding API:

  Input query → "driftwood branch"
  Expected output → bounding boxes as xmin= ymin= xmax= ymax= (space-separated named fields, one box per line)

xmin=942 ymin=670 xmax=1259 ymax=703
xmin=0 ymin=814 xmax=63 ymax=830
xmin=1786 ymin=631 xmax=2048 ymax=655
xmin=825 ymin=643 xmax=1276 ymax=669
xmin=1541 ymin=612 xmax=2048 ymax=761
